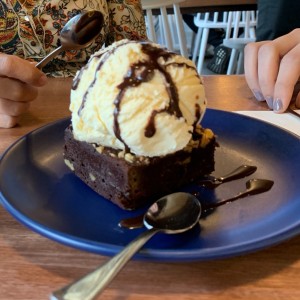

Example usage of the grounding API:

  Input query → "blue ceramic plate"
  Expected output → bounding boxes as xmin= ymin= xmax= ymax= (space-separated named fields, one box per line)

xmin=0 ymin=109 xmax=300 ymax=261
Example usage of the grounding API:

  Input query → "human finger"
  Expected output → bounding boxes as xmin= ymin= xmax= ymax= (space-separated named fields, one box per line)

xmin=0 ymin=76 xmax=38 ymax=102
xmin=0 ymin=98 xmax=31 ymax=116
xmin=0 ymin=54 xmax=47 ymax=87
xmin=272 ymin=29 xmax=300 ymax=55
xmin=256 ymin=42 xmax=280 ymax=109
xmin=272 ymin=42 xmax=300 ymax=113
xmin=244 ymin=41 xmax=268 ymax=101
xmin=0 ymin=114 xmax=19 ymax=128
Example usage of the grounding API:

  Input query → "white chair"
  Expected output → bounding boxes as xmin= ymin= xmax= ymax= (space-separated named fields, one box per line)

xmin=192 ymin=10 xmax=257 ymax=75
xmin=141 ymin=0 xmax=189 ymax=58
xmin=192 ymin=12 xmax=230 ymax=74
xmin=223 ymin=11 xmax=257 ymax=74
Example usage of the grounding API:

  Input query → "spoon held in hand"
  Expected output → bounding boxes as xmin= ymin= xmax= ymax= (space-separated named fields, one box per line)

xmin=50 ymin=192 xmax=201 ymax=300
xmin=36 ymin=10 xmax=104 ymax=69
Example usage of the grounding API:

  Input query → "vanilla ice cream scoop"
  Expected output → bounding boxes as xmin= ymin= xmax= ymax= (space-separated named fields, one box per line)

xmin=70 ymin=40 xmax=207 ymax=157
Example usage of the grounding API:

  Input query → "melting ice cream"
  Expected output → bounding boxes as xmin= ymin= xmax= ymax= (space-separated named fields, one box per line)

xmin=70 ymin=40 xmax=207 ymax=157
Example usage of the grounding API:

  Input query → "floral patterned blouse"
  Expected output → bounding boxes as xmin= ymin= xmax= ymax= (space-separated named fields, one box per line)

xmin=0 ymin=0 xmax=147 ymax=76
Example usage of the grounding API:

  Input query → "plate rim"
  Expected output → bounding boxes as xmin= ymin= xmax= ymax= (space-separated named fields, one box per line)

xmin=1 ymin=109 xmax=300 ymax=261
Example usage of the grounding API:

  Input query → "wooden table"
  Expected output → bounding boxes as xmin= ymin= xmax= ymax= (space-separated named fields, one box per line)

xmin=1 ymin=76 xmax=300 ymax=300
xmin=180 ymin=0 xmax=257 ymax=14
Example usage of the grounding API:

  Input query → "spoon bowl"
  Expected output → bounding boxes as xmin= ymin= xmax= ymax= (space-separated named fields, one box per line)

xmin=36 ymin=10 xmax=104 ymax=69
xmin=50 ymin=192 xmax=201 ymax=300
xmin=144 ymin=192 xmax=202 ymax=233
xmin=59 ymin=11 xmax=104 ymax=48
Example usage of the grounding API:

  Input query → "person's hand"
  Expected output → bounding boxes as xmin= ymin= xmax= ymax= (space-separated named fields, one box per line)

xmin=0 ymin=53 xmax=48 ymax=128
xmin=244 ymin=28 xmax=300 ymax=113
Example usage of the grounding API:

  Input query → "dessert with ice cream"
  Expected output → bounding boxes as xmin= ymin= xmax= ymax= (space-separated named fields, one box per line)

xmin=63 ymin=39 xmax=216 ymax=210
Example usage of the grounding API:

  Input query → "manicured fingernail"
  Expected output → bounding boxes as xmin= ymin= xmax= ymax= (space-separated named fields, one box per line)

xmin=252 ymin=89 xmax=264 ymax=101
xmin=273 ymin=98 xmax=283 ymax=112
xmin=265 ymin=96 xmax=273 ymax=109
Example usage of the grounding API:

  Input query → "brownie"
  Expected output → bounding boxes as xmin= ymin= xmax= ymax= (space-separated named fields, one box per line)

xmin=63 ymin=125 xmax=216 ymax=210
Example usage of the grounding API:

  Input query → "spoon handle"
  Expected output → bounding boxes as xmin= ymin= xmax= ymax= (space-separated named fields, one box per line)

xmin=36 ymin=45 xmax=64 ymax=69
xmin=50 ymin=228 xmax=159 ymax=300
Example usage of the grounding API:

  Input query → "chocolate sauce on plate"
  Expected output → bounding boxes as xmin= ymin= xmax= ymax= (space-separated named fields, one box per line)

xmin=119 ymin=165 xmax=274 ymax=229
xmin=202 ymin=178 xmax=274 ymax=211
xmin=199 ymin=165 xmax=257 ymax=188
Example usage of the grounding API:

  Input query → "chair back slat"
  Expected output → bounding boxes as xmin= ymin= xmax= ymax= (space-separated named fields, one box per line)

xmin=193 ymin=10 xmax=257 ymax=74
xmin=142 ymin=0 xmax=189 ymax=58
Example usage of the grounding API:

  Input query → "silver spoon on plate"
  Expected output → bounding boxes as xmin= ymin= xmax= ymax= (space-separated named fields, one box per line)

xmin=36 ymin=10 xmax=104 ymax=69
xmin=50 ymin=192 xmax=201 ymax=300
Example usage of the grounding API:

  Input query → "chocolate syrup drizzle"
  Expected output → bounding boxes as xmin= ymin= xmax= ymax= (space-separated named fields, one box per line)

xmin=119 ymin=165 xmax=274 ymax=229
xmin=72 ymin=41 xmax=201 ymax=153
xmin=73 ymin=50 xmax=111 ymax=115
